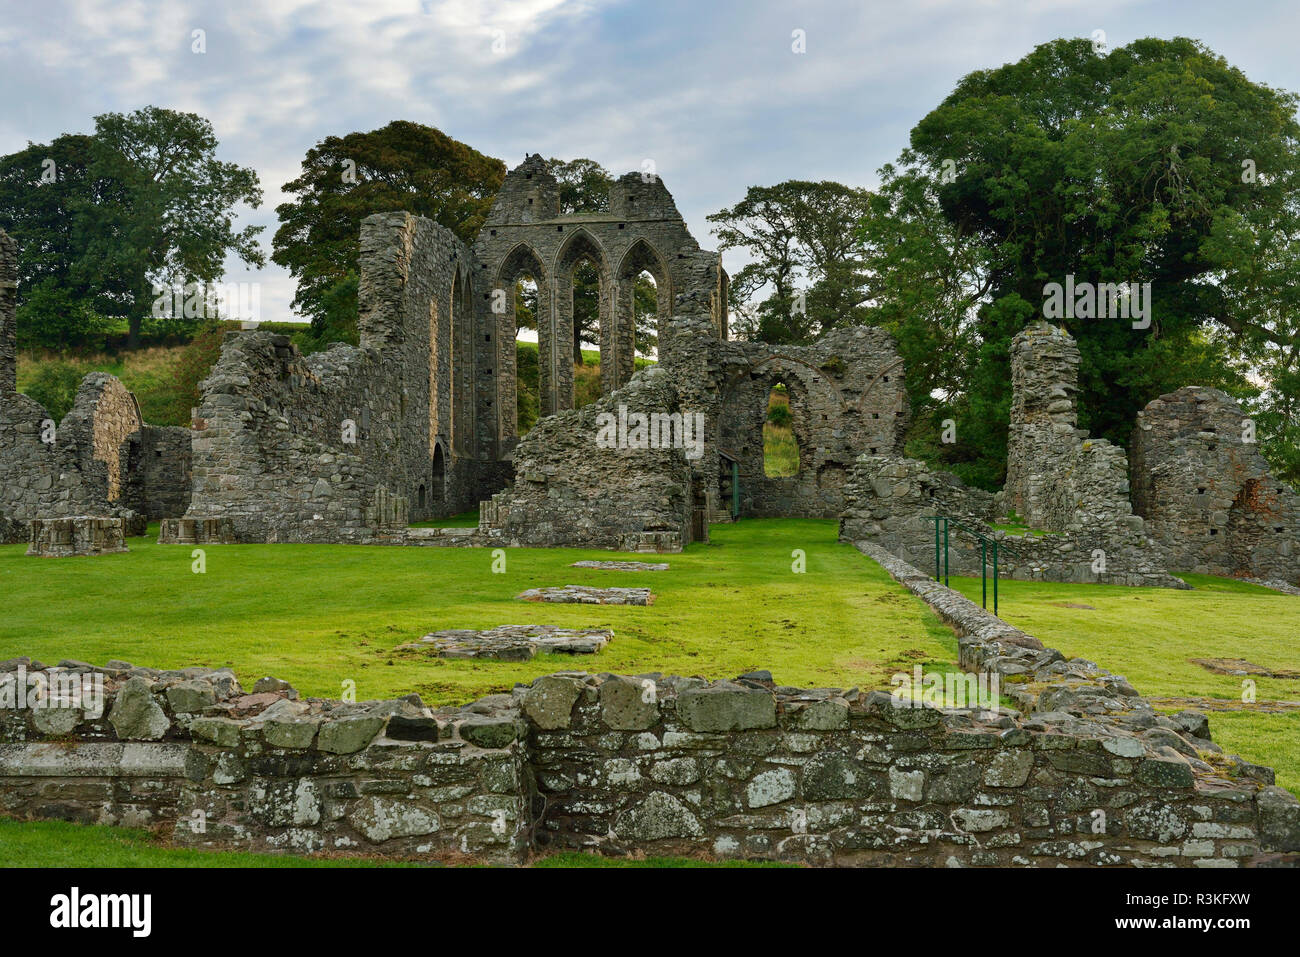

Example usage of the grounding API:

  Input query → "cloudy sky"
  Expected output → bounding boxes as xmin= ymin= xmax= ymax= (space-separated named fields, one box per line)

xmin=2 ymin=0 xmax=1297 ymax=323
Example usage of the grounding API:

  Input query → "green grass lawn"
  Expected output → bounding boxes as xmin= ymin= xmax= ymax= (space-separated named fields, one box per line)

xmin=5 ymin=517 xmax=1298 ymax=867
xmin=947 ymin=573 xmax=1300 ymax=796
xmin=0 ymin=518 xmax=959 ymax=706
xmin=0 ymin=817 xmax=785 ymax=868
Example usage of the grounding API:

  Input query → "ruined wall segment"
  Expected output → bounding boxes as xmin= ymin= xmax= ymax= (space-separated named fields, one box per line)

xmin=708 ymin=324 xmax=909 ymax=519
xmin=1131 ymin=386 xmax=1300 ymax=583
xmin=840 ymin=321 xmax=1184 ymax=587
xmin=170 ymin=212 xmax=506 ymax=543
xmin=471 ymin=311 xmax=909 ymax=550
xmin=1002 ymin=320 xmax=1134 ymax=532
xmin=474 ymin=156 xmax=727 ymax=422
xmin=840 ymin=454 xmax=1185 ymax=587
xmin=479 ymin=367 xmax=692 ymax=551
xmin=120 ymin=425 xmax=192 ymax=520
xmin=0 ymin=230 xmax=187 ymax=536
xmin=2 ymin=655 xmax=1296 ymax=866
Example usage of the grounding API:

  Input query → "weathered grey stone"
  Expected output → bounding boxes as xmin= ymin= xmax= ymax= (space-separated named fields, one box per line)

xmin=1257 ymin=786 xmax=1300 ymax=851
xmin=675 ymin=682 xmax=775 ymax=732
xmin=522 ymin=675 xmax=584 ymax=730
xmin=746 ymin=768 xmax=796 ymax=808
xmin=166 ymin=680 xmax=217 ymax=714
xmin=350 ymin=796 xmax=439 ymax=843
xmin=798 ymin=698 xmax=849 ymax=731
xmin=614 ymin=791 xmax=703 ymax=841
xmin=983 ymin=751 xmax=1033 ymax=788
xmin=108 ymin=677 xmax=170 ymax=741
xmin=1135 ymin=756 xmax=1195 ymax=789
xmin=190 ymin=717 xmax=243 ymax=747
xmin=248 ymin=778 xmax=322 ymax=828
xmin=517 ymin=585 xmax=654 ymax=606
xmin=599 ymin=675 xmax=659 ymax=730
xmin=262 ymin=717 xmax=320 ymax=750
xmin=458 ymin=715 xmax=522 ymax=749
xmin=404 ymin=625 xmax=612 ymax=661
xmin=32 ymin=705 xmax=82 ymax=736
xmin=889 ymin=767 xmax=924 ymax=801
xmin=317 ymin=715 xmax=386 ymax=754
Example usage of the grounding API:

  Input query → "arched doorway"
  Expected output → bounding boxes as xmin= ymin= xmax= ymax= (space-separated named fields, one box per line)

xmin=616 ymin=239 xmax=670 ymax=392
xmin=554 ymin=229 xmax=610 ymax=414
xmin=431 ymin=442 xmax=446 ymax=504
xmin=494 ymin=243 xmax=548 ymax=440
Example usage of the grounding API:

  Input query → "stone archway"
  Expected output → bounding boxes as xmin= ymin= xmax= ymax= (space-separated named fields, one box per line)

xmin=717 ymin=355 xmax=848 ymax=517
xmin=431 ymin=441 xmax=447 ymax=504
xmin=495 ymin=243 xmax=548 ymax=441
xmin=551 ymin=228 xmax=611 ymax=414
xmin=614 ymin=239 xmax=671 ymax=393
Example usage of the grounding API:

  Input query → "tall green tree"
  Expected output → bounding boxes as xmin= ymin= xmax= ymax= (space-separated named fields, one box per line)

xmin=0 ymin=108 xmax=263 ymax=348
xmin=90 ymin=107 xmax=265 ymax=347
xmin=856 ymin=158 xmax=992 ymax=478
xmin=274 ymin=122 xmax=504 ymax=343
xmin=707 ymin=181 xmax=873 ymax=343
xmin=900 ymin=36 xmax=1295 ymax=485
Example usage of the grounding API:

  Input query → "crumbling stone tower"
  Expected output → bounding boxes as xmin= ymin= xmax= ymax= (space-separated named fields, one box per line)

xmin=1131 ymin=387 xmax=1299 ymax=582
xmin=1002 ymin=320 xmax=1133 ymax=532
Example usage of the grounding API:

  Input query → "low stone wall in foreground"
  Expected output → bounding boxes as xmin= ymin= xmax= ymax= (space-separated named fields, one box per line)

xmin=1 ymin=649 xmax=1296 ymax=866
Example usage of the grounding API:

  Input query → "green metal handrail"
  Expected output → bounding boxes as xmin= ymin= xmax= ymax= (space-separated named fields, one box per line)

xmin=931 ymin=515 xmax=1026 ymax=616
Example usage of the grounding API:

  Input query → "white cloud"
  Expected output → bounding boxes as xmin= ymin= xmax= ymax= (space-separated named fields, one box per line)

xmin=2 ymin=0 xmax=1297 ymax=320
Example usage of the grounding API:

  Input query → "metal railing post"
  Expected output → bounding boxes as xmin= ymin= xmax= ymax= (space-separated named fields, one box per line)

xmin=943 ymin=518 xmax=949 ymax=587
xmin=981 ymin=538 xmax=987 ymax=609
xmin=993 ymin=539 xmax=999 ymax=617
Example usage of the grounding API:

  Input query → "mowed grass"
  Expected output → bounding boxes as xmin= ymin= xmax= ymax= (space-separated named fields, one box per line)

xmin=0 ymin=817 xmax=786 ymax=868
xmin=0 ymin=518 xmax=959 ymax=706
xmin=947 ymin=574 xmax=1300 ymax=796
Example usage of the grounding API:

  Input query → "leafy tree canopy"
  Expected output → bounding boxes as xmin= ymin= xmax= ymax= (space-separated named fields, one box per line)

xmin=273 ymin=121 xmax=504 ymax=343
xmin=0 ymin=107 xmax=264 ymax=348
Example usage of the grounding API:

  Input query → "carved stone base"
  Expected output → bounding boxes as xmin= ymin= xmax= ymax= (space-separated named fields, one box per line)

xmin=26 ymin=517 xmax=128 ymax=557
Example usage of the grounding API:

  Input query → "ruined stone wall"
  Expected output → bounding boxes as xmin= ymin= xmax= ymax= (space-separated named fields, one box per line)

xmin=170 ymin=332 xmax=391 ymax=543
xmin=478 ymin=367 xmax=693 ymax=552
xmin=120 ymin=425 xmax=192 ymax=520
xmin=841 ymin=454 xmax=1185 ymax=588
xmin=0 ymin=661 xmax=527 ymax=863
xmin=0 ymin=375 xmax=147 ymax=534
xmin=1131 ymin=387 xmax=1300 ymax=583
xmin=707 ymin=324 xmax=908 ymax=519
xmin=470 ymin=311 xmax=910 ymax=550
xmin=473 ymin=155 xmax=727 ymax=426
xmin=59 ymin=373 xmax=144 ymax=508
xmin=2 ymin=655 xmax=1296 ymax=866
xmin=170 ymin=213 xmax=505 ymax=543
xmin=1002 ymin=321 xmax=1134 ymax=532
xmin=0 ymin=229 xmax=179 ymax=534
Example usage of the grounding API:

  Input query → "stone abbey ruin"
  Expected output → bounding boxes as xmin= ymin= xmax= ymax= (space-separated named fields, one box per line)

xmin=2 ymin=154 xmax=1295 ymax=583
xmin=2 ymin=156 xmax=1299 ymax=866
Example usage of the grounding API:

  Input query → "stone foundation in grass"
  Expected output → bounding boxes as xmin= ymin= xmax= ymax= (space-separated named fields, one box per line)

xmin=517 ymin=585 xmax=654 ymax=605
xmin=399 ymin=625 xmax=614 ymax=661
xmin=571 ymin=560 xmax=670 ymax=571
